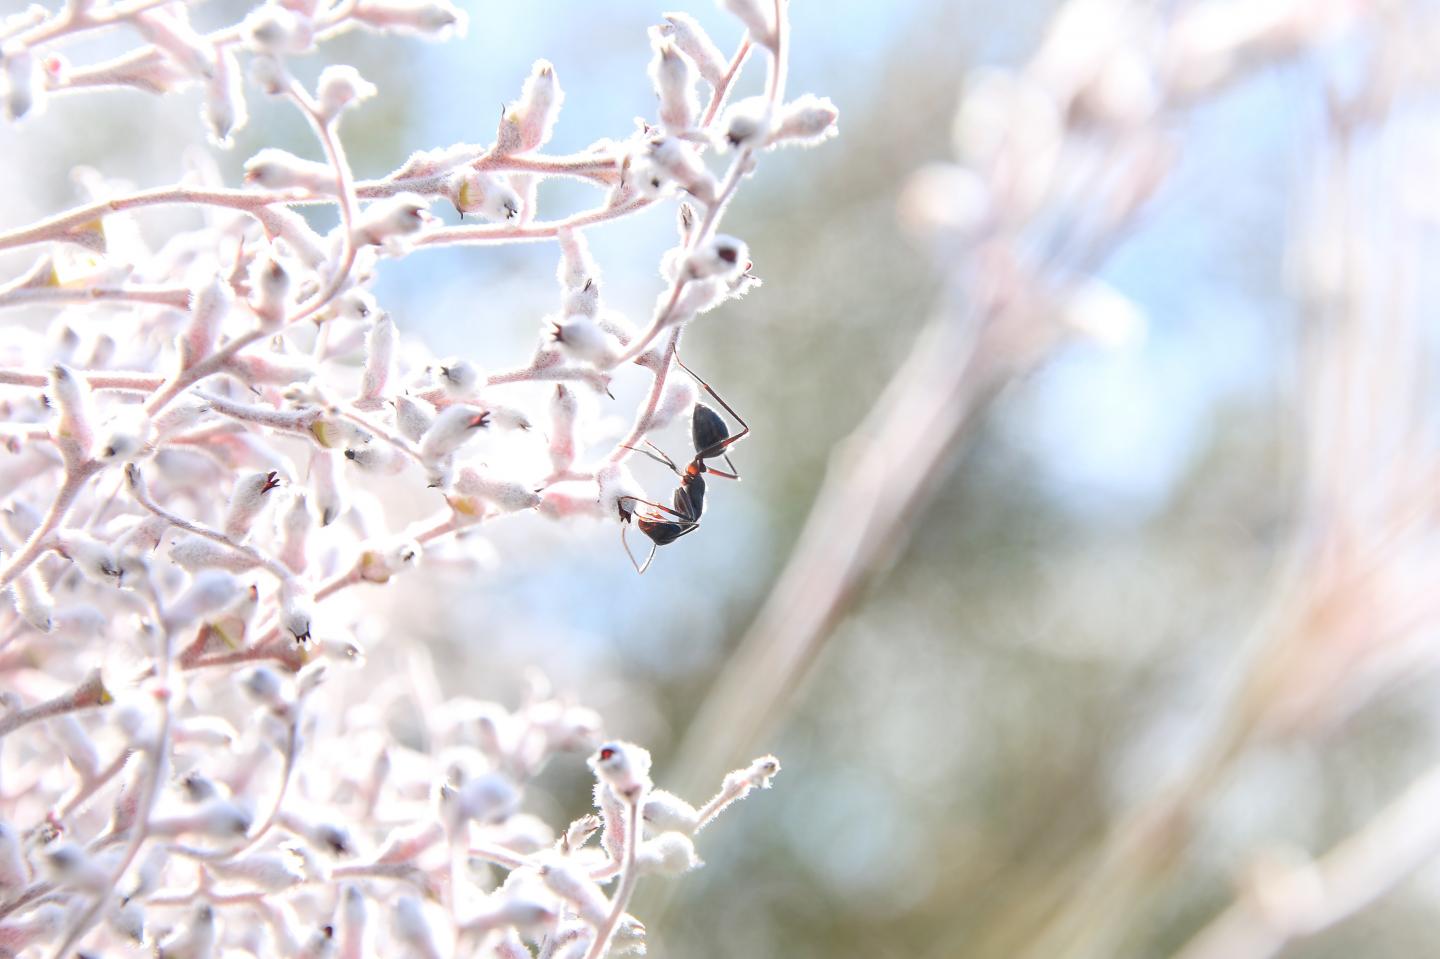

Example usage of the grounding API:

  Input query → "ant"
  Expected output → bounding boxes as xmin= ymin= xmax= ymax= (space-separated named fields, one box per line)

xmin=619 ymin=355 xmax=749 ymax=574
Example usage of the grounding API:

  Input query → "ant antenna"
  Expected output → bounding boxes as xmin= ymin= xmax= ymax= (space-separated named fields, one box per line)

xmin=620 ymin=442 xmax=681 ymax=474
xmin=620 ymin=522 xmax=655 ymax=574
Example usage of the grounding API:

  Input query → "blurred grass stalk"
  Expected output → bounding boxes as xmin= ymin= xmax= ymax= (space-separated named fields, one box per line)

xmin=658 ymin=0 xmax=1440 ymax=956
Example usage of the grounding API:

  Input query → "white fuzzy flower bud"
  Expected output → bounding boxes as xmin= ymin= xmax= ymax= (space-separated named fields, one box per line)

xmin=278 ymin=492 xmax=313 ymax=574
xmin=354 ymin=193 xmax=433 ymax=246
xmin=243 ymin=4 xmax=315 ymax=54
xmin=684 ymin=234 xmax=748 ymax=279
xmin=96 ymin=408 xmax=153 ymax=463
xmin=550 ymin=316 xmax=620 ymax=368
xmin=317 ymin=65 xmax=377 ymax=122
xmin=243 ymin=666 xmax=286 ymax=705
xmin=596 ymin=464 xmax=645 ymax=523
xmin=344 ymin=443 xmax=406 ymax=475
xmin=539 ymin=858 xmax=609 ymax=924
xmin=183 ymin=277 xmax=232 ymax=368
xmin=720 ymin=95 xmax=773 ymax=149
xmin=650 ymin=41 xmax=698 ymax=133
xmin=154 ymin=399 xmax=211 ymax=438
xmin=718 ymin=0 xmax=775 ymax=44
xmin=224 ymin=470 xmax=282 ymax=540
xmin=392 ymin=896 xmax=443 ymax=959
xmin=452 ymin=171 xmax=520 ymax=221
xmin=13 ymin=569 xmax=54 ymax=632
xmin=174 ymin=716 xmax=237 ymax=748
xmin=563 ymin=278 xmax=600 ymax=318
xmin=163 ymin=569 xmax=242 ymax=632
xmin=466 ymin=883 xmax=559 ymax=936
xmin=247 ymin=53 xmax=291 ymax=96
xmin=454 ymin=771 xmax=521 ymax=824
xmin=244 ymin=148 xmax=336 ymax=192
xmin=281 ymin=591 xmax=314 ymax=644
xmin=646 ymin=136 xmax=716 ymax=204
xmin=203 ymin=48 xmax=247 ymax=147
xmin=310 ymin=449 xmax=347 ymax=526
xmin=454 ymin=467 xmax=540 ymax=513
xmin=0 ymin=822 xmax=28 ymax=894
xmin=589 ymin=741 xmax=652 ymax=801
xmin=2 ymin=501 xmax=41 ymax=541
xmin=548 ymin=384 xmax=580 ymax=474
xmin=151 ymin=799 xmax=252 ymax=838
xmin=50 ymin=714 xmax=99 ymax=779
xmin=358 ymin=537 xmax=420 ymax=583
xmin=135 ymin=8 xmax=217 ymax=79
xmin=54 ymin=531 xmax=121 ymax=585
xmin=769 ymin=94 xmax=839 ymax=147
xmin=658 ymin=13 xmax=726 ymax=87
xmin=338 ymin=884 xmax=368 ymax=959
xmin=642 ymin=789 xmax=700 ymax=835
xmin=636 ymin=831 xmax=702 ymax=875
xmin=646 ymin=378 xmax=698 ymax=432
xmin=110 ymin=897 xmax=145 ymax=942
xmin=357 ymin=314 xmax=396 ymax=408
xmin=353 ymin=0 xmax=467 ymax=38
xmin=251 ymin=255 xmax=291 ymax=327
xmin=2 ymin=46 xmax=42 ymax=121
xmin=435 ymin=356 xmax=480 ymax=397
xmin=557 ymin=227 xmax=600 ymax=293
xmin=499 ymin=60 xmax=563 ymax=154
xmin=393 ymin=395 xmax=433 ymax=443
xmin=310 ymin=416 xmax=371 ymax=450
xmin=483 ymin=401 xmax=533 ymax=432
xmin=208 ymin=851 xmax=305 ymax=890
xmin=419 ymin=404 xmax=489 ymax=460
xmin=49 ymin=364 xmax=93 ymax=459
xmin=43 ymin=842 xmax=112 ymax=889
xmin=154 ymin=901 xmax=217 ymax=959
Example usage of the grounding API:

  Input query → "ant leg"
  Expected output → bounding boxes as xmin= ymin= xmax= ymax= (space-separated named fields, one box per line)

xmin=619 ymin=494 xmax=690 ymax=521
xmin=674 ymin=352 xmax=750 ymax=445
xmin=673 ymin=353 xmax=750 ymax=464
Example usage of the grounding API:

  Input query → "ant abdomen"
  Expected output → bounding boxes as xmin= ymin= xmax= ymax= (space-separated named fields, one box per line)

xmin=692 ymin=404 xmax=730 ymax=455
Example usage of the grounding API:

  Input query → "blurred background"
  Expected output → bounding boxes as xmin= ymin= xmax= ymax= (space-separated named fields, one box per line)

xmin=7 ymin=0 xmax=1440 ymax=956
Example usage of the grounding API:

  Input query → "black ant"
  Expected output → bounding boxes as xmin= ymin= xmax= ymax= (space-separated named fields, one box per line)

xmin=619 ymin=356 xmax=749 ymax=574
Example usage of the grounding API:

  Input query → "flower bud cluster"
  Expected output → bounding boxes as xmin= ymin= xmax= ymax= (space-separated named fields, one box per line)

xmin=0 ymin=1 xmax=828 ymax=953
